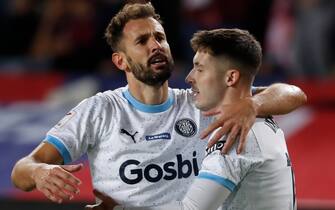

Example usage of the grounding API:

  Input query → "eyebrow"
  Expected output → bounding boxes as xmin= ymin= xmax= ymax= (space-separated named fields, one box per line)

xmin=134 ymin=33 xmax=149 ymax=43
xmin=134 ymin=31 xmax=165 ymax=43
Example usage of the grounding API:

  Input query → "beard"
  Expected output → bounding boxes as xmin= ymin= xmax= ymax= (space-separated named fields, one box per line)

xmin=126 ymin=54 xmax=174 ymax=86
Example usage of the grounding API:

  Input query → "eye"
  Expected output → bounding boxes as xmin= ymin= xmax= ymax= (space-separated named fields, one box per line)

xmin=155 ymin=34 xmax=165 ymax=42
xmin=136 ymin=38 xmax=147 ymax=45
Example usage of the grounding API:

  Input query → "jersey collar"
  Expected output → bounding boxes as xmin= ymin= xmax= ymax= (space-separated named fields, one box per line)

xmin=122 ymin=89 xmax=174 ymax=113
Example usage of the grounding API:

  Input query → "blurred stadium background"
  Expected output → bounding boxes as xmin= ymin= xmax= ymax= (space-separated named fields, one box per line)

xmin=1 ymin=0 xmax=335 ymax=209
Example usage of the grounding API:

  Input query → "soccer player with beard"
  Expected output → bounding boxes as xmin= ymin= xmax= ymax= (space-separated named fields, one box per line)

xmin=107 ymin=29 xmax=296 ymax=210
xmin=11 ymin=3 xmax=305 ymax=208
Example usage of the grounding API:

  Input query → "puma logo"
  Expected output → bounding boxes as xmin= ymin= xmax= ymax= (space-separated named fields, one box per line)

xmin=120 ymin=129 xmax=138 ymax=143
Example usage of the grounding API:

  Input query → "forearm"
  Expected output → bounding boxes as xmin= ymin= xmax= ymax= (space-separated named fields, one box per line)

xmin=252 ymin=83 xmax=307 ymax=116
xmin=12 ymin=142 xmax=82 ymax=203
xmin=11 ymin=142 xmax=64 ymax=191
xmin=11 ymin=157 xmax=45 ymax=191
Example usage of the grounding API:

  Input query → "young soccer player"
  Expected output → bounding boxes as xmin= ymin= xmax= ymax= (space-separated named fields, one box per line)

xmin=12 ymin=3 xmax=304 ymax=208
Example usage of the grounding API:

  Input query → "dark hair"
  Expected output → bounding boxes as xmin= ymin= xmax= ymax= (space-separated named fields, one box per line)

xmin=191 ymin=28 xmax=262 ymax=76
xmin=105 ymin=3 xmax=161 ymax=51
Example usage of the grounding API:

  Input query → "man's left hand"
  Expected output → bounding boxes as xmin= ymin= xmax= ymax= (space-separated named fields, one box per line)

xmin=201 ymin=97 xmax=257 ymax=154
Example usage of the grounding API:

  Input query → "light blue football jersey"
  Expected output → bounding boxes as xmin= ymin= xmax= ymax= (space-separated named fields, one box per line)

xmin=200 ymin=118 xmax=296 ymax=210
xmin=45 ymin=86 xmax=213 ymax=207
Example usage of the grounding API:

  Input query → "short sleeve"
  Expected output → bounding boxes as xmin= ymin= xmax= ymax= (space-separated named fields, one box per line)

xmin=198 ymin=131 xmax=263 ymax=192
xmin=44 ymin=95 xmax=107 ymax=164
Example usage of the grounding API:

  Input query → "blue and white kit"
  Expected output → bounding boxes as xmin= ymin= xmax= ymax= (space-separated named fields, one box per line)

xmin=197 ymin=118 xmax=296 ymax=210
xmin=44 ymin=86 xmax=212 ymax=207
xmin=121 ymin=118 xmax=297 ymax=210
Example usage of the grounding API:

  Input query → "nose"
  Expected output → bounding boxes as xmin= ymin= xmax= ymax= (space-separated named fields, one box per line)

xmin=185 ymin=69 xmax=195 ymax=85
xmin=149 ymin=37 xmax=163 ymax=53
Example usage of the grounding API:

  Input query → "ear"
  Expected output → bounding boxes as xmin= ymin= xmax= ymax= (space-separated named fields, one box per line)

xmin=112 ymin=52 xmax=128 ymax=71
xmin=225 ymin=69 xmax=240 ymax=86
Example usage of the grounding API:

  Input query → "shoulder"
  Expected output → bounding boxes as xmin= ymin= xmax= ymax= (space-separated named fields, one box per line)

xmin=250 ymin=117 xmax=286 ymax=157
xmin=90 ymin=87 xmax=127 ymax=105
xmin=94 ymin=86 xmax=128 ymax=103
xmin=250 ymin=117 xmax=283 ymax=141
xmin=73 ymin=87 xmax=128 ymax=115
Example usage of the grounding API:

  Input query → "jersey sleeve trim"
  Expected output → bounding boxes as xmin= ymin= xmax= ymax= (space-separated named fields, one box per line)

xmin=122 ymin=89 xmax=174 ymax=113
xmin=198 ymin=171 xmax=236 ymax=192
xmin=44 ymin=135 xmax=72 ymax=164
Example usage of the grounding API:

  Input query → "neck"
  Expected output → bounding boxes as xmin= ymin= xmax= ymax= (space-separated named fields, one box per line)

xmin=127 ymin=76 xmax=169 ymax=105
xmin=214 ymin=85 xmax=252 ymax=120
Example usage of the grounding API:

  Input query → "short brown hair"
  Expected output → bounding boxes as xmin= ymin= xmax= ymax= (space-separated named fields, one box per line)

xmin=191 ymin=28 xmax=262 ymax=76
xmin=105 ymin=3 xmax=161 ymax=51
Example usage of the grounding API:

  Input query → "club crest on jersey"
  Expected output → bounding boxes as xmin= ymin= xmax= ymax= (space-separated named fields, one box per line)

xmin=174 ymin=118 xmax=197 ymax=137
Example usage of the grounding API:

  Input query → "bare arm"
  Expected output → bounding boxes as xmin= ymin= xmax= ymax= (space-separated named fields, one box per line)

xmin=11 ymin=142 xmax=82 ymax=203
xmin=201 ymin=83 xmax=307 ymax=154
xmin=251 ymin=83 xmax=307 ymax=116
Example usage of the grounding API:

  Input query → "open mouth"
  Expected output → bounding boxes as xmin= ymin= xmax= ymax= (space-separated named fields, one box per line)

xmin=191 ymin=88 xmax=200 ymax=97
xmin=148 ymin=53 xmax=168 ymax=69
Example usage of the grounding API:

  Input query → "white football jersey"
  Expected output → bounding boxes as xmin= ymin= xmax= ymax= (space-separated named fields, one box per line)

xmin=200 ymin=118 xmax=296 ymax=210
xmin=45 ymin=86 xmax=213 ymax=207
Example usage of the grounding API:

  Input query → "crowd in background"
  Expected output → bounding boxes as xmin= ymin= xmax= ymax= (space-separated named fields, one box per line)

xmin=0 ymin=0 xmax=334 ymax=84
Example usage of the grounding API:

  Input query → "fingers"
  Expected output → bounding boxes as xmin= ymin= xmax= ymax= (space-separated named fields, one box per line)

xmin=206 ymin=125 xmax=245 ymax=155
xmin=221 ymin=125 xmax=240 ymax=154
xmin=34 ymin=164 xmax=82 ymax=203
xmin=52 ymin=167 xmax=82 ymax=187
xmin=41 ymin=181 xmax=71 ymax=203
xmin=207 ymin=125 xmax=228 ymax=148
xmin=52 ymin=174 xmax=79 ymax=196
xmin=46 ymin=167 xmax=81 ymax=202
xmin=237 ymin=127 xmax=249 ymax=154
xmin=203 ymin=99 xmax=256 ymax=154
xmin=40 ymin=187 xmax=61 ymax=203
xmin=206 ymin=119 xmax=234 ymax=147
xmin=201 ymin=119 xmax=224 ymax=139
